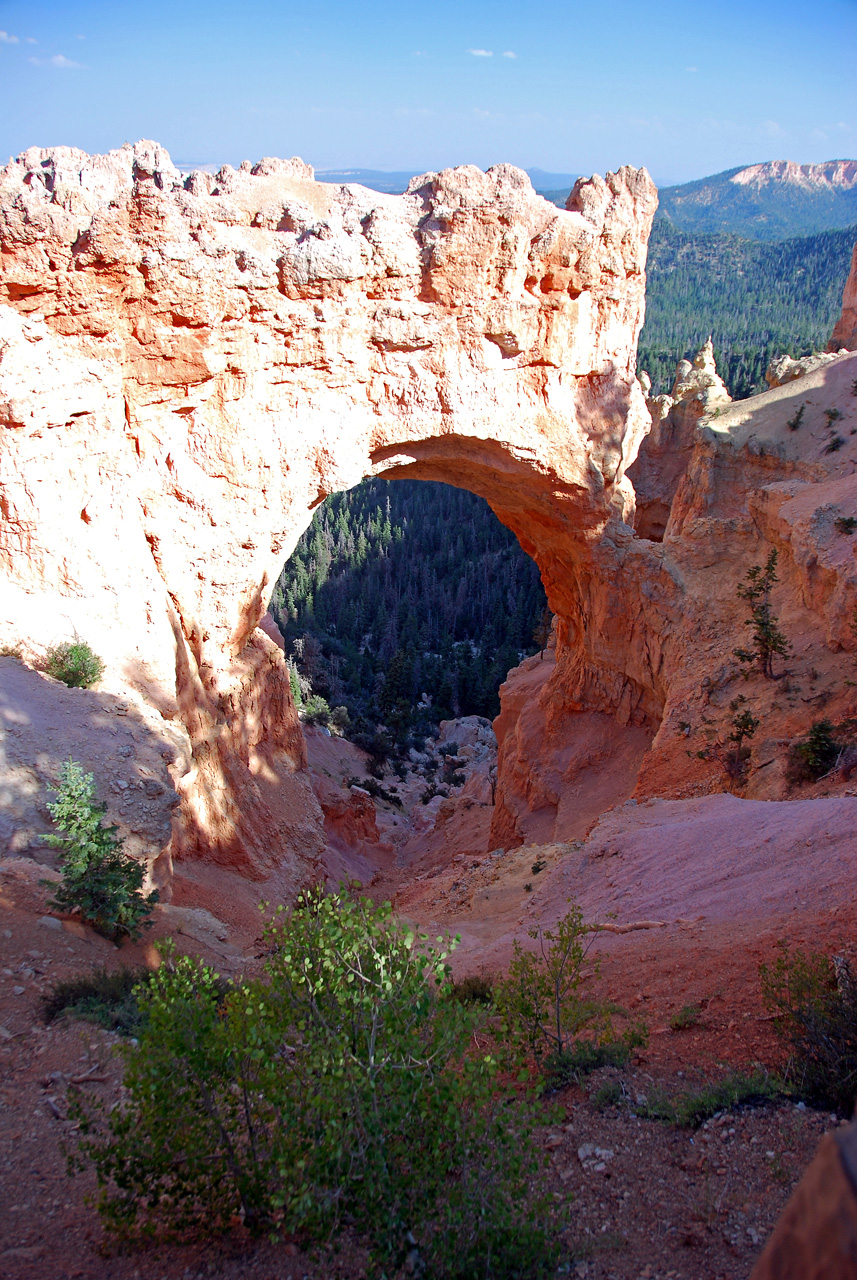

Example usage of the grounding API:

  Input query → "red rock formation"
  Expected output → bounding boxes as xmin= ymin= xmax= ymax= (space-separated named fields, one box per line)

xmin=490 ymin=651 xmax=652 ymax=849
xmin=830 ymin=239 xmax=857 ymax=351
xmin=0 ymin=141 xmax=658 ymax=876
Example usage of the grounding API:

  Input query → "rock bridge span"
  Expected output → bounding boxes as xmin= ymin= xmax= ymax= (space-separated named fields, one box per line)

xmin=0 ymin=141 xmax=659 ymax=877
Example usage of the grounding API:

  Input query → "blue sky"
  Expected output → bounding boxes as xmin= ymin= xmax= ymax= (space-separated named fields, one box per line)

xmin=0 ymin=0 xmax=855 ymax=186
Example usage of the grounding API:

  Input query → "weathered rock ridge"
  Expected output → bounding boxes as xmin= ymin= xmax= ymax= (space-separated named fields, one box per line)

xmin=830 ymin=238 xmax=857 ymax=351
xmin=0 ymin=140 xmax=659 ymax=877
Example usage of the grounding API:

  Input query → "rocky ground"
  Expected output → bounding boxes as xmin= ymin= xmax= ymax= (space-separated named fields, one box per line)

xmin=3 ymin=657 xmax=857 ymax=1278
xmin=0 ymin=859 xmax=850 ymax=1280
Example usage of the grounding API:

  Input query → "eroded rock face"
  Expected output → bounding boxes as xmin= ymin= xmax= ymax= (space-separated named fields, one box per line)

xmin=629 ymin=339 xmax=732 ymax=542
xmin=0 ymin=141 xmax=658 ymax=876
xmin=830 ymin=239 xmax=857 ymax=351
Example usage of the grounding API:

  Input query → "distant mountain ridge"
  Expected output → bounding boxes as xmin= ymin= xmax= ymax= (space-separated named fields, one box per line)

xmin=656 ymin=160 xmax=857 ymax=240
xmin=730 ymin=159 xmax=857 ymax=192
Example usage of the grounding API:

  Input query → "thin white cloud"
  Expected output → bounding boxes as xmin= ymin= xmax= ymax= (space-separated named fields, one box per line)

xmin=762 ymin=119 xmax=786 ymax=138
xmin=468 ymin=48 xmax=493 ymax=57
xmin=0 ymin=30 xmax=20 ymax=43
xmin=502 ymin=50 xmax=517 ymax=58
xmin=25 ymin=37 xmax=37 ymax=44
xmin=29 ymin=53 xmax=83 ymax=68
xmin=685 ymin=65 xmax=699 ymax=72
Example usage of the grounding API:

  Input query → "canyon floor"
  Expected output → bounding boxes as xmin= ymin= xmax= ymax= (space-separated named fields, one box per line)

xmin=3 ymin=659 xmax=857 ymax=1280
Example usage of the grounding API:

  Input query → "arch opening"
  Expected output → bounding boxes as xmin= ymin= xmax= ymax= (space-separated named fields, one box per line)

xmin=271 ymin=476 xmax=549 ymax=740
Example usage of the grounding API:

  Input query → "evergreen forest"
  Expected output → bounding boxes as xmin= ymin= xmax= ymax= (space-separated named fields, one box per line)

xmin=269 ymin=481 xmax=548 ymax=742
xmin=639 ymin=221 xmax=855 ymax=397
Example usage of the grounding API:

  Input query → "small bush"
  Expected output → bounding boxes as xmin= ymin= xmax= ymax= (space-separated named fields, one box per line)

xmin=495 ymin=904 xmax=647 ymax=1090
xmin=786 ymin=405 xmax=805 ymax=431
xmin=641 ymin=1069 xmax=781 ymax=1127
xmin=452 ymin=973 xmax=494 ymax=1005
xmin=825 ymin=407 xmax=844 ymax=427
xmin=44 ymin=640 xmax=104 ymax=689
xmin=531 ymin=859 xmax=547 ymax=875
xmin=760 ymin=944 xmax=857 ymax=1116
xmin=835 ymin=516 xmax=857 ymax=535
xmin=345 ymin=775 xmax=402 ymax=807
xmin=42 ymin=965 xmax=154 ymax=1035
xmin=72 ymin=889 xmax=558 ymax=1274
xmin=590 ymin=1080 xmax=624 ymax=1111
xmin=421 ymin=781 xmax=448 ymax=804
xmin=301 ymin=693 xmax=331 ymax=726
xmin=44 ymin=760 xmax=157 ymax=942
xmin=670 ymin=1003 xmax=702 ymax=1031
xmin=329 ymin=704 xmax=350 ymax=732
xmin=0 ymin=641 xmax=23 ymax=658
xmin=786 ymin=719 xmax=841 ymax=785
xmin=825 ymin=435 xmax=845 ymax=454
xmin=543 ymin=1033 xmax=646 ymax=1091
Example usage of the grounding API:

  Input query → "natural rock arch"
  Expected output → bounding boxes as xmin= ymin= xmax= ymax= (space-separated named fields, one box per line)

xmin=0 ymin=141 xmax=659 ymax=878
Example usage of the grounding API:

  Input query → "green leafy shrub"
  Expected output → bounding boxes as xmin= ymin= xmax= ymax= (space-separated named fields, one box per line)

xmin=495 ymin=904 xmax=645 ymax=1089
xmin=44 ymin=760 xmax=157 ymax=942
xmin=72 ymin=889 xmax=557 ymax=1275
xmin=44 ymin=640 xmax=104 ymax=689
xmin=590 ymin=1080 xmax=624 ymax=1111
xmin=786 ymin=718 xmax=841 ymax=785
xmin=670 ymin=1003 xmax=702 ymax=1031
xmin=329 ymin=703 xmax=350 ymax=732
xmin=42 ymin=965 xmax=154 ymax=1035
xmin=300 ymin=693 xmax=331 ymax=725
xmin=640 ymin=1069 xmax=781 ymax=1127
xmin=835 ymin=516 xmax=857 ymax=535
xmin=543 ymin=1032 xmax=647 ymax=1090
xmin=825 ymin=435 xmax=845 ymax=454
xmin=760 ymin=944 xmax=857 ymax=1116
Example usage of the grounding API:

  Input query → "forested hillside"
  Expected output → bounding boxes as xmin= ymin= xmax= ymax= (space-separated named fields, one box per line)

xmin=639 ymin=221 xmax=855 ymax=396
xmin=270 ymin=480 xmax=547 ymax=739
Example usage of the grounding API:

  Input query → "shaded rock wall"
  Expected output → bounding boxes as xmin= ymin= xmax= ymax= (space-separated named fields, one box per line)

xmin=830 ymin=239 xmax=857 ymax=351
xmin=0 ymin=141 xmax=659 ymax=876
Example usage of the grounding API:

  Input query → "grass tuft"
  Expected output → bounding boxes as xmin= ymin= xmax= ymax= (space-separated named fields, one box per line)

xmin=639 ymin=1069 xmax=782 ymax=1128
xmin=42 ymin=966 xmax=154 ymax=1035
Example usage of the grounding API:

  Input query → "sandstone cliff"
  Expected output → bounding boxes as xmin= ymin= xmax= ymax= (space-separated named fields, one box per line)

xmin=3 ymin=139 xmax=856 ymax=879
xmin=0 ymin=141 xmax=658 ymax=877
xmin=830 ymin=239 xmax=857 ymax=351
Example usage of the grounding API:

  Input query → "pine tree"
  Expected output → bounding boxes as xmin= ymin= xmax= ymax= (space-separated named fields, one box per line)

xmin=734 ymin=550 xmax=791 ymax=679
